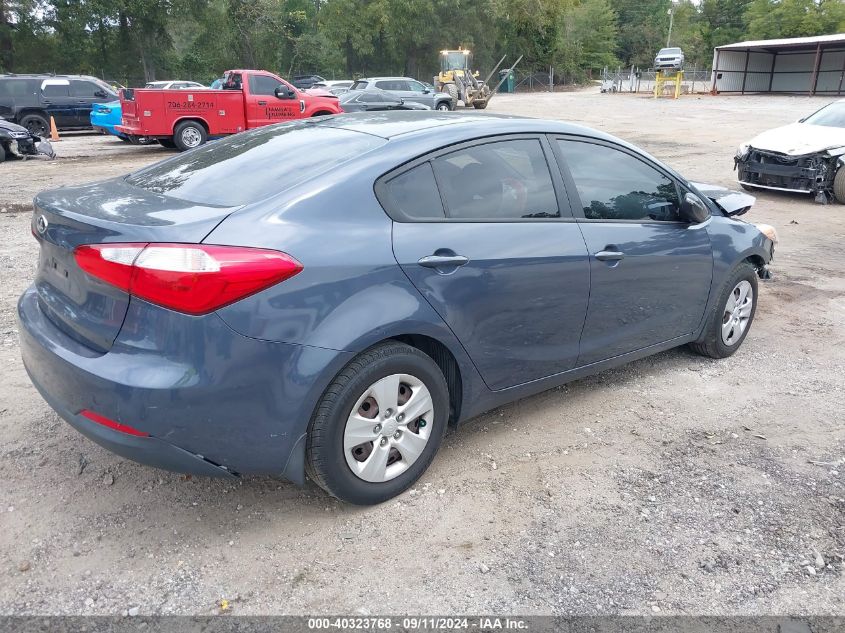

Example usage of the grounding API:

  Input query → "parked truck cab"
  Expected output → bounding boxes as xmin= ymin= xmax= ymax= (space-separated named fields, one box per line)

xmin=116 ymin=69 xmax=343 ymax=150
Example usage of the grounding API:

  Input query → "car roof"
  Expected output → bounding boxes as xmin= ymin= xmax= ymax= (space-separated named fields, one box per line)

xmin=314 ymin=111 xmax=620 ymax=144
xmin=358 ymin=77 xmax=420 ymax=82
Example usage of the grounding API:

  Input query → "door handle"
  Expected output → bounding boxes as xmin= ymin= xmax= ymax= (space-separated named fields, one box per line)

xmin=418 ymin=253 xmax=469 ymax=269
xmin=595 ymin=250 xmax=625 ymax=261
xmin=257 ymin=100 xmax=267 ymax=105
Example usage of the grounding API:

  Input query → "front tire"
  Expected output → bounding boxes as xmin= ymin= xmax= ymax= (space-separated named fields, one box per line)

xmin=20 ymin=113 xmax=50 ymax=137
xmin=436 ymin=101 xmax=451 ymax=111
xmin=833 ymin=166 xmax=845 ymax=204
xmin=689 ymin=262 xmax=758 ymax=359
xmin=306 ymin=341 xmax=449 ymax=505
xmin=173 ymin=120 xmax=207 ymax=151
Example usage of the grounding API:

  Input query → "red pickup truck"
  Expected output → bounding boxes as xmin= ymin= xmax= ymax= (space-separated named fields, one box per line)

xmin=116 ymin=69 xmax=344 ymax=150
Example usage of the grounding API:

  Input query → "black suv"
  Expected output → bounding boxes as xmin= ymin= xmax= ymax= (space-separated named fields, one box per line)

xmin=291 ymin=74 xmax=325 ymax=90
xmin=0 ymin=74 xmax=119 ymax=136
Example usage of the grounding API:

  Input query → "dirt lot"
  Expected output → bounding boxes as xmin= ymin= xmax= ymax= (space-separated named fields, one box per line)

xmin=1 ymin=90 xmax=844 ymax=616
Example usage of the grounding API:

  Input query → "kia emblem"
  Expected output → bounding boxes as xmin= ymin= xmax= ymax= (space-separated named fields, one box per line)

xmin=36 ymin=215 xmax=48 ymax=235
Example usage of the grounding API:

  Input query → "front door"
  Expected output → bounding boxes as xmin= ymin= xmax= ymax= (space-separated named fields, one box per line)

xmin=40 ymin=79 xmax=76 ymax=127
xmin=386 ymin=136 xmax=591 ymax=391
xmin=245 ymin=73 xmax=299 ymax=127
xmin=552 ymin=137 xmax=714 ymax=366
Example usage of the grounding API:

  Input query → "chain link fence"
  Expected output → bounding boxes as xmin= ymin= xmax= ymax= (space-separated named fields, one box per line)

xmin=600 ymin=66 xmax=712 ymax=95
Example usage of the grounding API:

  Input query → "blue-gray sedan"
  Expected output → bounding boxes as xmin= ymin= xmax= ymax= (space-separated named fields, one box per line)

xmin=18 ymin=112 xmax=775 ymax=505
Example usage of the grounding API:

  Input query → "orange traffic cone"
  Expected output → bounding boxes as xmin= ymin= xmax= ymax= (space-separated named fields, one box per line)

xmin=49 ymin=116 xmax=61 ymax=142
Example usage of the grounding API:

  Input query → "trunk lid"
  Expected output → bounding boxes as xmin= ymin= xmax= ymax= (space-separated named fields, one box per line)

xmin=32 ymin=179 xmax=238 ymax=352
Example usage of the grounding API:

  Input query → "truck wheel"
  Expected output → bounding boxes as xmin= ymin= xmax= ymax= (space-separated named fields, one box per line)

xmin=20 ymin=113 xmax=50 ymax=137
xmin=833 ymin=165 xmax=845 ymax=204
xmin=158 ymin=139 xmax=177 ymax=149
xmin=173 ymin=121 xmax=207 ymax=151
xmin=443 ymin=83 xmax=458 ymax=105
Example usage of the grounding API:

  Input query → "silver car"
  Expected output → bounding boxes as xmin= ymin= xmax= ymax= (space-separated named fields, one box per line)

xmin=654 ymin=47 xmax=684 ymax=71
xmin=350 ymin=77 xmax=455 ymax=111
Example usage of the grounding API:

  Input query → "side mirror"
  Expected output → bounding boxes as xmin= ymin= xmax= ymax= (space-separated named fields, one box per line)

xmin=94 ymin=89 xmax=108 ymax=98
xmin=275 ymin=86 xmax=295 ymax=100
xmin=680 ymin=192 xmax=710 ymax=224
xmin=422 ymin=88 xmax=431 ymax=94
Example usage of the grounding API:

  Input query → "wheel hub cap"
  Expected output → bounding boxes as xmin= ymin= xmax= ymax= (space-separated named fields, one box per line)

xmin=721 ymin=280 xmax=753 ymax=346
xmin=343 ymin=373 xmax=434 ymax=483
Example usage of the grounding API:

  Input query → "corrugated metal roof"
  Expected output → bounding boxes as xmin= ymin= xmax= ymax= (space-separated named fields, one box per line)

xmin=716 ymin=33 xmax=845 ymax=52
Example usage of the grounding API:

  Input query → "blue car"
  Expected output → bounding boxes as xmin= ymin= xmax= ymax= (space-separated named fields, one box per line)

xmin=90 ymin=100 xmax=125 ymax=139
xmin=19 ymin=113 xmax=775 ymax=505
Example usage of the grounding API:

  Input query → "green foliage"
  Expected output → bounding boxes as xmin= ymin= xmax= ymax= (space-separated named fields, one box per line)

xmin=1 ymin=0 xmax=843 ymax=83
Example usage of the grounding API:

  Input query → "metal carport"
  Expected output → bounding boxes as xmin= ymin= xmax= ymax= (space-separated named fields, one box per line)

xmin=711 ymin=33 xmax=845 ymax=95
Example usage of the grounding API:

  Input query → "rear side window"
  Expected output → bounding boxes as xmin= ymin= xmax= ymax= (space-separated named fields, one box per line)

xmin=0 ymin=79 xmax=35 ymax=97
xmin=557 ymin=140 xmax=680 ymax=221
xmin=126 ymin=124 xmax=386 ymax=206
xmin=383 ymin=163 xmax=445 ymax=220
xmin=432 ymin=139 xmax=559 ymax=219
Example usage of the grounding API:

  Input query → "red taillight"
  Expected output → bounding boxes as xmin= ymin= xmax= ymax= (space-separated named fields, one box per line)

xmin=74 ymin=243 xmax=303 ymax=315
xmin=80 ymin=409 xmax=149 ymax=437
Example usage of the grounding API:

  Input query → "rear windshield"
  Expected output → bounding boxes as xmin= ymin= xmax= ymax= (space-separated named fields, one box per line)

xmin=125 ymin=122 xmax=386 ymax=206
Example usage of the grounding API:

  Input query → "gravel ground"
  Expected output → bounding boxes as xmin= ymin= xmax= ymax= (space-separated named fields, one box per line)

xmin=1 ymin=90 xmax=843 ymax=616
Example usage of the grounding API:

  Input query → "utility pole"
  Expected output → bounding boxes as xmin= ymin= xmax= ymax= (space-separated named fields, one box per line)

xmin=666 ymin=7 xmax=674 ymax=48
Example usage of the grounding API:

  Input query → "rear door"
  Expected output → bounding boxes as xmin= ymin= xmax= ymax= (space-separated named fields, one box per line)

xmin=386 ymin=135 xmax=591 ymax=391
xmin=245 ymin=73 xmax=299 ymax=127
xmin=551 ymin=137 xmax=713 ymax=366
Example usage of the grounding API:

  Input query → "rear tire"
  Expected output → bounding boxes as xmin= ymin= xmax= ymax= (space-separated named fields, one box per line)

xmin=173 ymin=120 xmax=207 ymax=151
xmin=689 ymin=262 xmax=758 ymax=359
xmin=20 ymin=113 xmax=49 ymax=137
xmin=306 ymin=341 xmax=449 ymax=505
xmin=833 ymin=166 xmax=845 ymax=204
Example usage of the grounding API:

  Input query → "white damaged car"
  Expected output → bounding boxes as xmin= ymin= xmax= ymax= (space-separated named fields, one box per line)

xmin=735 ymin=99 xmax=845 ymax=204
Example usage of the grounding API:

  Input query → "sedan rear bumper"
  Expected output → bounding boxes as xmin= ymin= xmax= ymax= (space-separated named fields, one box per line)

xmin=26 ymin=371 xmax=237 ymax=478
xmin=18 ymin=285 xmax=352 ymax=482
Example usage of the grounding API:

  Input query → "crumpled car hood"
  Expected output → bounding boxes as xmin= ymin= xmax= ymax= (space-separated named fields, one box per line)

xmin=0 ymin=117 xmax=29 ymax=134
xmin=304 ymin=87 xmax=336 ymax=98
xmin=690 ymin=181 xmax=755 ymax=216
xmin=747 ymin=122 xmax=845 ymax=156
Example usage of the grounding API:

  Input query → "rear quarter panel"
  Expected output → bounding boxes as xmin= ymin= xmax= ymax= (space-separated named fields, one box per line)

xmin=205 ymin=156 xmax=487 ymax=423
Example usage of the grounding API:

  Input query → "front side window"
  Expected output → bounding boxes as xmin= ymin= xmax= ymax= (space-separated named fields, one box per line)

xmin=250 ymin=74 xmax=283 ymax=96
xmin=432 ymin=139 xmax=559 ymax=220
xmin=557 ymin=140 xmax=680 ymax=222
xmin=70 ymin=80 xmax=102 ymax=97
xmin=407 ymin=81 xmax=426 ymax=93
